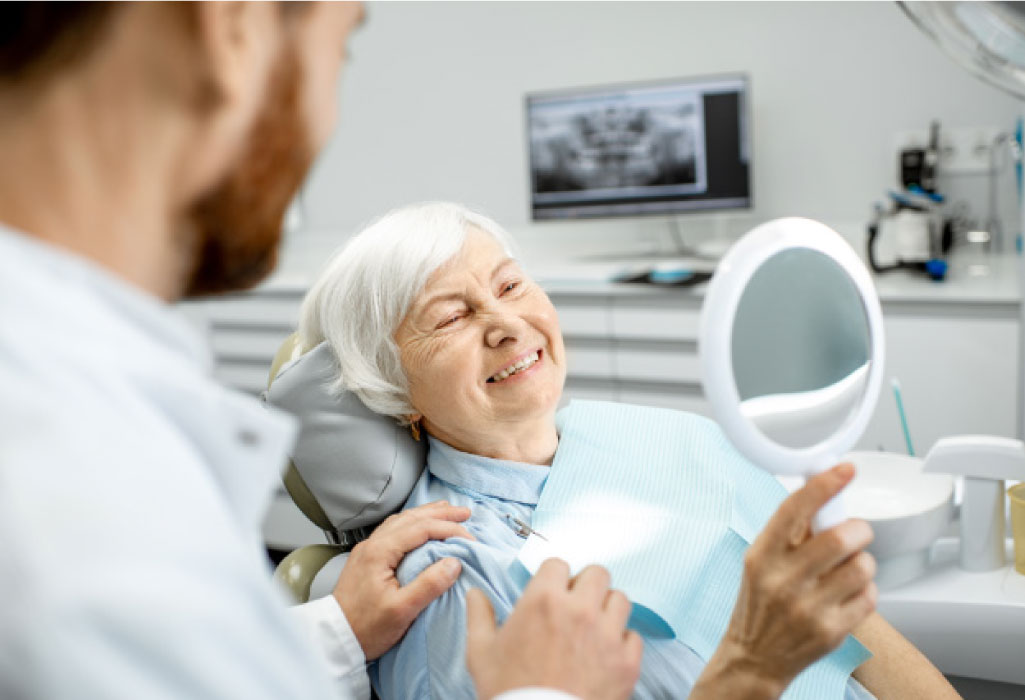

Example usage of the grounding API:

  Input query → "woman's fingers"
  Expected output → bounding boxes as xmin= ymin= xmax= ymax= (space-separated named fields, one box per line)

xmin=761 ymin=464 xmax=856 ymax=553
xmin=792 ymin=519 xmax=874 ymax=581
xmin=829 ymin=580 xmax=879 ymax=641
xmin=721 ymin=464 xmax=877 ymax=687
xmin=815 ymin=550 xmax=877 ymax=605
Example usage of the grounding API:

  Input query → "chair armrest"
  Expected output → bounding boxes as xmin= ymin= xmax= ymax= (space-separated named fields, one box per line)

xmin=274 ymin=544 xmax=346 ymax=604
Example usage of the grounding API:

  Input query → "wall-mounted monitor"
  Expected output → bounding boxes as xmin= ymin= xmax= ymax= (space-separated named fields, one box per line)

xmin=526 ymin=74 xmax=750 ymax=220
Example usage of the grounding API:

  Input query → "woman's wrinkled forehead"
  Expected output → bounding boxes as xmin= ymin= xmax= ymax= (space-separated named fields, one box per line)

xmin=410 ymin=229 xmax=518 ymax=313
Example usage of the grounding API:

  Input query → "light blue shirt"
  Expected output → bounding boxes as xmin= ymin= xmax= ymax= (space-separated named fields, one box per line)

xmin=374 ymin=436 xmax=876 ymax=700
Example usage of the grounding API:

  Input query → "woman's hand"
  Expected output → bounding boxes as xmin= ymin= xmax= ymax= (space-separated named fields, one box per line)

xmin=693 ymin=463 xmax=878 ymax=699
xmin=466 ymin=559 xmax=643 ymax=700
xmin=332 ymin=501 xmax=475 ymax=660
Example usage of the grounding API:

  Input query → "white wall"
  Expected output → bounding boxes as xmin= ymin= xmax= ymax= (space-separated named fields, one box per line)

xmin=281 ymin=1 xmax=1023 ymax=275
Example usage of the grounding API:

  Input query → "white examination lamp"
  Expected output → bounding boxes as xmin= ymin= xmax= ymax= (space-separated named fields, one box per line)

xmin=900 ymin=2 xmax=1025 ymax=101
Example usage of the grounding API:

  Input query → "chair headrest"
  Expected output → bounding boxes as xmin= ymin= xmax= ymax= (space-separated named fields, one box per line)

xmin=265 ymin=341 xmax=426 ymax=532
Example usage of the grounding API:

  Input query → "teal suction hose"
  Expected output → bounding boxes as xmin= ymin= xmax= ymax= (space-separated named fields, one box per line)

xmin=892 ymin=378 xmax=915 ymax=456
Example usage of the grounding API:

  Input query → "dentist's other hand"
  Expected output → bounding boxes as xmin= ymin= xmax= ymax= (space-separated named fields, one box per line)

xmin=466 ymin=559 xmax=643 ymax=700
xmin=696 ymin=463 xmax=876 ymax=699
xmin=334 ymin=501 xmax=474 ymax=660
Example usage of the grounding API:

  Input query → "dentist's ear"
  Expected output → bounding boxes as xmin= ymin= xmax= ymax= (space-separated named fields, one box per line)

xmin=187 ymin=2 xmax=279 ymax=113
xmin=164 ymin=1 xmax=283 ymax=202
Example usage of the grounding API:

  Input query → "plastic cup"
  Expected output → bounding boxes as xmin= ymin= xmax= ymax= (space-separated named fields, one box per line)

xmin=1008 ymin=483 xmax=1025 ymax=575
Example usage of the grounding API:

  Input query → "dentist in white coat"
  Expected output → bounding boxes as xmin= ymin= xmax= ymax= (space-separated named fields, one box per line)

xmin=0 ymin=3 xmax=639 ymax=700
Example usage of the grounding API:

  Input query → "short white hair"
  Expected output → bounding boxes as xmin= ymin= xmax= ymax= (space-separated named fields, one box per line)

xmin=297 ymin=202 xmax=517 ymax=422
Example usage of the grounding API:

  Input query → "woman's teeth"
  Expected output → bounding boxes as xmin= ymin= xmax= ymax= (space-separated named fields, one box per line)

xmin=489 ymin=351 xmax=540 ymax=383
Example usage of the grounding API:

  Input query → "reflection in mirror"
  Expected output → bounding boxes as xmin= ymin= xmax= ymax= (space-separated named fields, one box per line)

xmin=731 ymin=248 xmax=871 ymax=449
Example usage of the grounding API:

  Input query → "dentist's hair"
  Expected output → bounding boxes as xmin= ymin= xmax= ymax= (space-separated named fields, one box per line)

xmin=298 ymin=201 xmax=517 ymax=422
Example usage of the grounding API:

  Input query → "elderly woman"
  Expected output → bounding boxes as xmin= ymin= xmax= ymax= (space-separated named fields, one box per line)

xmin=297 ymin=202 xmax=958 ymax=700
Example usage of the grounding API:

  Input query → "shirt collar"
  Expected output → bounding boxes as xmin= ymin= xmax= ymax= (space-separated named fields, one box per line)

xmin=426 ymin=436 xmax=551 ymax=505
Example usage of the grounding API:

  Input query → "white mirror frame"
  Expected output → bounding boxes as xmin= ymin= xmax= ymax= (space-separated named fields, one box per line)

xmin=700 ymin=217 xmax=886 ymax=488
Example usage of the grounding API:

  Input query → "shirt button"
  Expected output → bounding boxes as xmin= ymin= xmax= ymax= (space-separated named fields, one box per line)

xmin=237 ymin=428 xmax=261 ymax=447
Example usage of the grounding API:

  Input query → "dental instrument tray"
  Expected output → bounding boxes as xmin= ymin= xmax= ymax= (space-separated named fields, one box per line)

xmin=613 ymin=267 xmax=713 ymax=286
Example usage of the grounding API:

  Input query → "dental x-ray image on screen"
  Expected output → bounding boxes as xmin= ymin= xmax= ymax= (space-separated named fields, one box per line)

xmin=527 ymin=75 xmax=750 ymax=220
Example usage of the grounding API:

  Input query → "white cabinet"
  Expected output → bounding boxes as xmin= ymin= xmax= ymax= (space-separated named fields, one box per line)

xmin=552 ymin=290 xmax=708 ymax=413
xmin=859 ymin=303 xmax=1019 ymax=454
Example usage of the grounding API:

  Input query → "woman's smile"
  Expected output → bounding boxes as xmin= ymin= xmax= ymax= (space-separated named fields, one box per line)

xmin=486 ymin=349 xmax=544 ymax=385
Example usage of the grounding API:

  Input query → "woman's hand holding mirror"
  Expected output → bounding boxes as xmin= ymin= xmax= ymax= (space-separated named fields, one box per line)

xmin=692 ymin=465 xmax=878 ymax=699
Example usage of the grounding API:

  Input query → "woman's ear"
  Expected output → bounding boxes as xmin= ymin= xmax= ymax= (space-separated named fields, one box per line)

xmin=408 ymin=414 xmax=423 ymax=442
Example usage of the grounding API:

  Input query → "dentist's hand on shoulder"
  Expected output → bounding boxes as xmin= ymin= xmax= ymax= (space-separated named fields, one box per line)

xmin=466 ymin=559 xmax=643 ymax=700
xmin=333 ymin=501 xmax=474 ymax=660
xmin=693 ymin=463 xmax=877 ymax=699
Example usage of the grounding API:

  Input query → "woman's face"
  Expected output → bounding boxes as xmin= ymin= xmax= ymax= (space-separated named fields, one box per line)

xmin=394 ymin=228 xmax=567 ymax=452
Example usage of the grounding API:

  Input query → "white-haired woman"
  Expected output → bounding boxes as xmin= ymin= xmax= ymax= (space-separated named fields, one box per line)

xmin=298 ymin=202 xmax=957 ymax=700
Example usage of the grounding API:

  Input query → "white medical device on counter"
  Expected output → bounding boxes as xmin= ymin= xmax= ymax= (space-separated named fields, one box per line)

xmin=699 ymin=217 xmax=886 ymax=531
xmin=923 ymin=435 xmax=1025 ymax=571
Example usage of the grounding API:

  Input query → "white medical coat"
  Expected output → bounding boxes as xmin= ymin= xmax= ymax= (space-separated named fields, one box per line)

xmin=0 ymin=227 xmax=573 ymax=700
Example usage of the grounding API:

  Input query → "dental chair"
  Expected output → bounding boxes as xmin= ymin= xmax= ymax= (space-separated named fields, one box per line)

xmin=264 ymin=334 xmax=426 ymax=603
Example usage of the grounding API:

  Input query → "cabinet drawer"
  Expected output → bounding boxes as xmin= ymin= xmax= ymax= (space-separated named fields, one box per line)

xmin=615 ymin=345 xmax=702 ymax=384
xmin=611 ymin=296 xmax=702 ymax=342
xmin=211 ymin=328 xmax=292 ymax=361
xmin=565 ymin=341 xmax=616 ymax=380
xmin=214 ymin=362 xmax=270 ymax=395
xmin=201 ymin=296 xmax=302 ymax=328
xmin=556 ymin=303 xmax=610 ymax=338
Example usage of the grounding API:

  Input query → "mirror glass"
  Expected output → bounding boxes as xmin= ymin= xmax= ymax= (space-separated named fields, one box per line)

xmin=731 ymin=248 xmax=871 ymax=450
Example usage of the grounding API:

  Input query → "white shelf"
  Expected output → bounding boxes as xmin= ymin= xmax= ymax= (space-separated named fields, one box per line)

xmin=878 ymin=538 xmax=1025 ymax=684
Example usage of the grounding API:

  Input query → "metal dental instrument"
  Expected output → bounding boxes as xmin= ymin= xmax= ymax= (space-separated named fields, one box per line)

xmin=508 ymin=515 xmax=548 ymax=541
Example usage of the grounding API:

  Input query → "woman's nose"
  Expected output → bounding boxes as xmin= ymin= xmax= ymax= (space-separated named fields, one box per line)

xmin=483 ymin=310 xmax=526 ymax=348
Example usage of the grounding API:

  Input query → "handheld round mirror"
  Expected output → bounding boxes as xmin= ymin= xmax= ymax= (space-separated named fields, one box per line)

xmin=699 ymin=218 xmax=885 ymax=530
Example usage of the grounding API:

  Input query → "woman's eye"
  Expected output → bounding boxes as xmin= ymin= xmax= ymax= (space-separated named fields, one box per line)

xmin=438 ymin=314 xmax=463 ymax=329
xmin=501 ymin=281 xmax=520 ymax=295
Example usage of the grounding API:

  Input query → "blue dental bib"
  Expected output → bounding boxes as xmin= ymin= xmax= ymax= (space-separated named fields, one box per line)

xmin=513 ymin=400 xmax=870 ymax=700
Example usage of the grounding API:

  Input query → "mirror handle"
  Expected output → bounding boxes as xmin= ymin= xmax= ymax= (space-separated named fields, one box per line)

xmin=811 ymin=489 xmax=848 ymax=533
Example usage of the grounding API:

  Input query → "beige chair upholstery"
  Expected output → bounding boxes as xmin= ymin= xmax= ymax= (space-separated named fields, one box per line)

xmin=274 ymin=543 xmax=345 ymax=605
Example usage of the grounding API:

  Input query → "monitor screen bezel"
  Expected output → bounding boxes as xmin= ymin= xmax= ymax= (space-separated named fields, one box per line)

xmin=524 ymin=72 xmax=753 ymax=222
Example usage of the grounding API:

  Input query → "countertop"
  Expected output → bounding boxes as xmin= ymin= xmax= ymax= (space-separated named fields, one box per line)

xmin=254 ymin=250 xmax=1022 ymax=306
xmin=878 ymin=537 xmax=1025 ymax=685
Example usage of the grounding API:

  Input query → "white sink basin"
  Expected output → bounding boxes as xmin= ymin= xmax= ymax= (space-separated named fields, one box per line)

xmin=844 ymin=451 xmax=956 ymax=589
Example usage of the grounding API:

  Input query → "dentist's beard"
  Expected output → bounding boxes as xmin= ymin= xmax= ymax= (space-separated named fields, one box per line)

xmin=182 ymin=44 xmax=313 ymax=298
